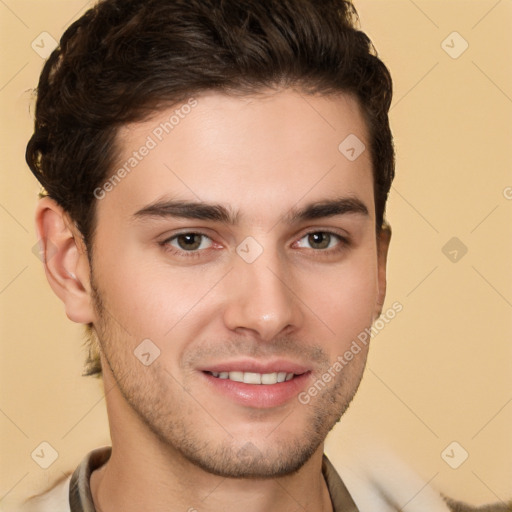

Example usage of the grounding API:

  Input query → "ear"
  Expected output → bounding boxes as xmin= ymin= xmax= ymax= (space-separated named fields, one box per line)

xmin=374 ymin=223 xmax=392 ymax=320
xmin=35 ymin=197 xmax=96 ymax=324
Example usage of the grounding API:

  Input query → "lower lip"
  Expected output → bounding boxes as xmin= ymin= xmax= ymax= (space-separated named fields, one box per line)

xmin=202 ymin=372 xmax=311 ymax=409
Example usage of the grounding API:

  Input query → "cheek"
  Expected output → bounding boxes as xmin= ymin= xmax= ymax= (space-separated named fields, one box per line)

xmin=297 ymin=252 xmax=378 ymax=349
xmin=91 ymin=243 xmax=225 ymax=345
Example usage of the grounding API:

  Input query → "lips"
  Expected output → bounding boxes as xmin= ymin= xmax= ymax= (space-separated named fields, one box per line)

xmin=199 ymin=359 xmax=312 ymax=408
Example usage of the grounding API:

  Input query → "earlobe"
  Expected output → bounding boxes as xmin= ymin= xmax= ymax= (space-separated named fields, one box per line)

xmin=374 ymin=223 xmax=392 ymax=320
xmin=35 ymin=197 xmax=96 ymax=324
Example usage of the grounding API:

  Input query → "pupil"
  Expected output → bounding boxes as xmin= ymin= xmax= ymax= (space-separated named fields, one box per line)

xmin=178 ymin=234 xmax=201 ymax=250
xmin=309 ymin=232 xmax=330 ymax=249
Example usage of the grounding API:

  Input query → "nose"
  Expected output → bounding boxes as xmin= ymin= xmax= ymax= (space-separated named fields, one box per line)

xmin=222 ymin=252 xmax=304 ymax=341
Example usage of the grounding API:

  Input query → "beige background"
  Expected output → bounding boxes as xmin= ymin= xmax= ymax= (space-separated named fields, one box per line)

xmin=1 ymin=0 xmax=511 ymax=509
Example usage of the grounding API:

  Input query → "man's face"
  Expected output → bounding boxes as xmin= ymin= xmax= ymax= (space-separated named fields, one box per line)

xmin=89 ymin=89 xmax=388 ymax=478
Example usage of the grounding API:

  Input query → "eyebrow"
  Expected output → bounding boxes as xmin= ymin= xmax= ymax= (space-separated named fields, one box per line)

xmin=285 ymin=197 xmax=369 ymax=223
xmin=132 ymin=200 xmax=238 ymax=224
xmin=131 ymin=197 xmax=369 ymax=224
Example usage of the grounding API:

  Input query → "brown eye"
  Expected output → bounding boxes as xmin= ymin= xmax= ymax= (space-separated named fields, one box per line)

xmin=168 ymin=233 xmax=212 ymax=251
xmin=307 ymin=232 xmax=332 ymax=250
xmin=294 ymin=231 xmax=348 ymax=252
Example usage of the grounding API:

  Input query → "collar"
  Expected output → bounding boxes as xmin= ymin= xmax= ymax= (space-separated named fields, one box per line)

xmin=69 ymin=447 xmax=359 ymax=512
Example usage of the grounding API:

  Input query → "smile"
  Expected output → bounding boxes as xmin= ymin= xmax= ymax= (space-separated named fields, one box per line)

xmin=199 ymin=359 xmax=312 ymax=407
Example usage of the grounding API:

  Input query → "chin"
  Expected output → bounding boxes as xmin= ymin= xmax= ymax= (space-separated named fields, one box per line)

xmin=177 ymin=438 xmax=322 ymax=479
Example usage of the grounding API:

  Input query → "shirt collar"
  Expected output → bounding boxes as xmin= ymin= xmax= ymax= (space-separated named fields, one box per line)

xmin=69 ymin=447 xmax=359 ymax=512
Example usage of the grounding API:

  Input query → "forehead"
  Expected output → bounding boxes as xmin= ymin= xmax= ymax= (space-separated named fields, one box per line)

xmin=100 ymin=89 xmax=374 ymax=222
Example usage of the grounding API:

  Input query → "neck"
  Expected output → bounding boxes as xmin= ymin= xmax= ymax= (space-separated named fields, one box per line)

xmin=91 ymin=443 xmax=333 ymax=512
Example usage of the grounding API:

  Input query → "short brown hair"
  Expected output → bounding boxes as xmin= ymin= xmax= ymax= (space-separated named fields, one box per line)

xmin=26 ymin=0 xmax=394 ymax=376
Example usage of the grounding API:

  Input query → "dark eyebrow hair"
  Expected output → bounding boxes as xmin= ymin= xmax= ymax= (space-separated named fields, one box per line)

xmin=131 ymin=197 xmax=369 ymax=225
xmin=132 ymin=199 xmax=238 ymax=224
xmin=285 ymin=197 xmax=369 ymax=223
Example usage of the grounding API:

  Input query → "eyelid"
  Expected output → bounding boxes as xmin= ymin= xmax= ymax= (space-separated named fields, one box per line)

xmin=159 ymin=228 xmax=215 ymax=244
xmin=295 ymin=227 xmax=350 ymax=242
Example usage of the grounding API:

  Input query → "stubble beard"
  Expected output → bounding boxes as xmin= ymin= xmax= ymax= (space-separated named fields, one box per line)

xmin=90 ymin=278 xmax=366 ymax=479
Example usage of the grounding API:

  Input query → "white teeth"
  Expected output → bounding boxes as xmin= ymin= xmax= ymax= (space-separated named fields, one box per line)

xmin=210 ymin=371 xmax=297 ymax=385
xmin=228 ymin=371 xmax=244 ymax=382
xmin=261 ymin=373 xmax=278 ymax=385
xmin=243 ymin=372 xmax=261 ymax=384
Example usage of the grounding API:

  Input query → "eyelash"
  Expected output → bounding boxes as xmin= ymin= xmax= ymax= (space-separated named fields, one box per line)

xmin=159 ymin=230 xmax=350 ymax=258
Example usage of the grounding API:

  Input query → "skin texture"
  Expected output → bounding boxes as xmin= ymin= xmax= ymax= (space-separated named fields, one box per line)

xmin=36 ymin=89 xmax=390 ymax=512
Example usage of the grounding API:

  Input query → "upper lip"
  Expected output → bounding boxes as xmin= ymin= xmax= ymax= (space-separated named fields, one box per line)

xmin=198 ymin=358 xmax=311 ymax=375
